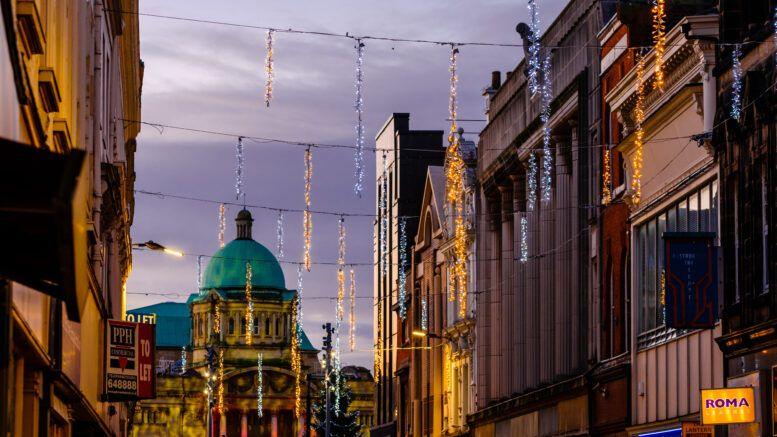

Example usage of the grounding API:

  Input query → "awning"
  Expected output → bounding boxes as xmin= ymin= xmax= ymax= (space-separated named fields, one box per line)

xmin=0 ymin=138 xmax=86 ymax=321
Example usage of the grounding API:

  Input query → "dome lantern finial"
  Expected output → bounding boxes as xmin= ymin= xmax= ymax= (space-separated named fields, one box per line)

xmin=236 ymin=209 xmax=253 ymax=239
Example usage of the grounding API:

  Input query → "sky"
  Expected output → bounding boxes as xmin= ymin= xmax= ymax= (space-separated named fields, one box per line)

xmin=126 ymin=0 xmax=566 ymax=369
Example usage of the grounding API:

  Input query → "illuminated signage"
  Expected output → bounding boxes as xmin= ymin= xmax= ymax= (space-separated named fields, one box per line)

xmin=700 ymin=387 xmax=755 ymax=425
xmin=125 ymin=312 xmax=157 ymax=324
xmin=682 ymin=422 xmax=713 ymax=437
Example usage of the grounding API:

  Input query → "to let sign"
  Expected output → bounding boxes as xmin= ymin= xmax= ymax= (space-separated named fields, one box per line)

xmin=105 ymin=320 xmax=155 ymax=399
xmin=700 ymin=387 xmax=755 ymax=425
xmin=663 ymin=232 xmax=718 ymax=329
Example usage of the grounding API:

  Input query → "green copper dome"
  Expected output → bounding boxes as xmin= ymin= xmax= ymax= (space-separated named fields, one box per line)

xmin=201 ymin=210 xmax=286 ymax=292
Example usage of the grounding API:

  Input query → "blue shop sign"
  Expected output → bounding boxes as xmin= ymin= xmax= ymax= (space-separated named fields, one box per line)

xmin=663 ymin=232 xmax=718 ymax=329
xmin=638 ymin=428 xmax=681 ymax=437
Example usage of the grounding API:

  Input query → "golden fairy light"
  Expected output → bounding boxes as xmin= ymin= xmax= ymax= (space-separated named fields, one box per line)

xmin=264 ymin=29 xmax=275 ymax=108
xmin=660 ymin=269 xmax=666 ymax=324
xmin=349 ymin=268 xmax=356 ymax=352
xmin=631 ymin=51 xmax=646 ymax=205
xmin=245 ymin=262 xmax=253 ymax=345
xmin=443 ymin=343 xmax=452 ymax=397
xmin=290 ymin=296 xmax=302 ymax=417
xmin=374 ymin=301 xmax=383 ymax=383
xmin=217 ymin=349 xmax=225 ymax=413
xmin=303 ymin=147 xmax=313 ymax=271
xmin=337 ymin=217 xmax=346 ymax=325
xmin=602 ymin=147 xmax=612 ymax=204
xmin=652 ymin=0 xmax=666 ymax=91
xmin=213 ymin=301 xmax=222 ymax=335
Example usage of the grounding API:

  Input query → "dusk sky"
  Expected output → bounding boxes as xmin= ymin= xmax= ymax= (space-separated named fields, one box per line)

xmin=126 ymin=0 xmax=566 ymax=369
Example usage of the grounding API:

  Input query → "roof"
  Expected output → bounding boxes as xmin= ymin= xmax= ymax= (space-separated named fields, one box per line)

xmin=127 ymin=302 xmax=190 ymax=348
xmin=427 ymin=166 xmax=446 ymax=224
xmin=299 ymin=329 xmax=316 ymax=352
xmin=201 ymin=238 xmax=285 ymax=292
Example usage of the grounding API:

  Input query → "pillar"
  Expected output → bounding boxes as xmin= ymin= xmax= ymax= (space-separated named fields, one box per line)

xmin=569 ymin=119 xmax=582 ymax=369
xmin=525 ymin=160 xmax=540 ymax=388
xmin=219 ymin=411 xmax=227 ymax=436
xmin=510 ymin=174 xmax=526 ymax=393
xmin=487 ymin=195 xmax=501 ymax=403
xmin=271 ymin=411 xmax=278 ymax=437
xmin=539 ymin=149 xmax=556 ymax=383
xmin=553 ymin=134 xmax=572 ymax=376
xmin=498 ymin=184 xmax=514 ymax=398
xmin=241 ymin=412 xmax=248 ymax=437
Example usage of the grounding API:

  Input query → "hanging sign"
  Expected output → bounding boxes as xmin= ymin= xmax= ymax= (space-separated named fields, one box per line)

xmin=682 ymin=422 xmax=714 ymax=437
xmin=105 ymin=320 xmax=156 ymax=399
xmin=663 ymin=232 xmax=718 ymax=329
xmin=700 ymin=387 xmax=755 ymax=425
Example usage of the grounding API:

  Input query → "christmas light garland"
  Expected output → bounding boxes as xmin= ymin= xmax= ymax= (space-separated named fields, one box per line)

xmin=379 ymin=151 xmax=389 ymax=277
xmin=337 ymin=217 xmax=347 ymax=326
xmin=290 ymin=296 xmax=302 ymax=417
xmin=353 ymin=39 xmax=366 ymax=197
xmin=197 ymin=255 xmax=203 ymax=293
xmin=213 ymin=301 xmax=222 ymax=335
xmin=520 ymin=215 xmax=529 ymax=262
xmin=659 ymin=269 xmax=666 ymax=325
xmin=218 ymin=204 xmax=226 ymax=248
xmin=421 ymin=298 xmax=428 ymax=330
xmin=217 ymin=349 xmax=225 ymax=413
xmin=180 ymin=346 xmax=187 ymax=375
xmin=276 ymin=210 xmax=284 ymax=258
xmin=235 ymin=137 xmax=244 ymax=200
xmin=257 ymin=352 xmax=263 ymax=418
xmin=527 ymin=0 xmax=541 ymax=95
xmin=374 ymin=302 xmax=382 ymax=383
xmin=601 ymin=147 xmax=612 ymax=204
xmin=264 ymin=30 xmax=275 ymax=108
xmin=349 ymin=268 xmax=356 ymax=352
xmin=398 ymin=217 xmax=408 ymax=319
xmin=303 ymin=147 xmax=313 ymax=271
xmin=631 ymin=51 xmax=646 ymax=205
xmin=245 ymin=262 xmax=253 ymax=345
xmin=730 ymin=44 xmax=743 ymax=119
xmin=540 ymin=52 xmax=553 ymax=204
xmin=527 ymin=153 xmax=538 ymax=211
xmin=651 ymin=0 xmax=666 ymax=91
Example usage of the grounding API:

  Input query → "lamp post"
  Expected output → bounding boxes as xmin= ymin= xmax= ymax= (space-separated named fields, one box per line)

xmin=131 ymin=240 xmax=184 ymax=257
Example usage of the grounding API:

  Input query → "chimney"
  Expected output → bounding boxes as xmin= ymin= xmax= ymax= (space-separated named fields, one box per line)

xmin=235 ymin=209 xmax=253 ymax=239
xmin=491 ymin=71 xmax=501 ymax=90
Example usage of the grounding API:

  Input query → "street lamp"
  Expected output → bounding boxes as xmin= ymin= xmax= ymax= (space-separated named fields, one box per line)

xmin=132 ymin=240 xmax=184 ymax=257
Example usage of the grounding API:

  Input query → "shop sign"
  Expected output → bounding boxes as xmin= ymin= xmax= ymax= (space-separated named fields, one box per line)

xmin=104 ymin=320 xmax=155 ymax=399
xmin=663 ymin=232 xmax=718 ymax=329
xmin=700 ymin=387 xmax=755 ymax=425
xmin=682 ymin=422 xmax=713 ymax=437
xmin=125 ymin=312 xmax=156 ymax=324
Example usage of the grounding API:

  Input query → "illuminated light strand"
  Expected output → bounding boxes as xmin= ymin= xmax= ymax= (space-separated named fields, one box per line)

xmin=213 ymin=301 xmax=222 ymax=335
xmin=217 ymin=349 xmax=225 ymax=413
xmin=374 ymin=301 xmax=382 ymax=383
xmin=257 ymin=353 xmax=263 ymax=418
xmin=334 ymin=317 xmax=342 ymax=413
xmin=730 ymin=44 xmax=743 ymax=119
xmin=398 ymin=217 xmax=408 ymax=319
xmin=651 ymin=0 xmax=666 ymax=91
xmin=774 ymin=6 xmax=777 ymax=64
xmin=443 ymin=343 xmax=452 ymax=401
xmin=245 ymin=262 xmax=253 ymax=345
xmin=180 ymin=346 xmax=187 ymax=375
xmin=527 ymin=153 xmax=538 ymax=211
xmin=601 ymin=147 xmax=612 ymax=204
xmin=527 ymin=0 xmax=541 ymax=95
xmin=379 ymin=151 xmax=388 ymax=277
xmin=276 ymin=210 xmax=284 ymax=258
xmin=540 ymin=51 xmax=553 ymax=203
xmin=447 ymin=261 xmax=455 ymax=302
xmin=353 ymin=38 xmax=366 ymax=197
xmin=290 ymin=296 xmax=302 ymax=417
xmin=520 ymin=215 xmax=529 ymax=262
xmin=421 ymin=298 xmax=428 ymax=330
xmin=235 ymin=137 xmax=244 ymax=200
xmin=349 ymin=268 xmax=356 ymax=352
xmin=296 ymin=265 xmax=304 ymax=330
xmin=631 ymin=51 xmax=646 ymax=205
xmin=218 ymin=204 xmax=226 ymax=248
xmin=264 ymin=29 xmax=274 ymax=108
xmin=337 ymin=217 xmax=346 ymax=326
xmin=197 ymin=255 xmax=203 ymax=293
xmin=659 ymin=269 xmax=666 ymax=325
xmin=303 ymin=147 xmax=313 ymax=271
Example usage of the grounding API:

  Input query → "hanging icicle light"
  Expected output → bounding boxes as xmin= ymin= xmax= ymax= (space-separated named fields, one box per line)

xmin=631 ymin=51 xmax=647 ymax=205
xmin=527 ymin=0 xmax=541 ymax=95
xmin=652 ymin=0 xmax=667 ymax=91
xmin=296 ymin=265 xmax=304 ymax=327
xmin=197 ymin=255 xmax=204 ymax=293
xmin=398 ymin=217 xmax=408 ymax=319
xmin=353 ymin=38 xmax=366 ymax=197
xmin=303 ymin=147 xmax=313 ymax=271
xmin=540 ymin=52 xmax=553 ymax=204
xmin=264 ymin=29 xmax=275 ymax=108
xmin=520 ymin=215 xmax=529 ymax=262
xmin=447 ymin=261 xmax=455 ymax=302
xmin=421 ymin=298 xmax=428 ymax=331
xmin=180 ymin=346 xmax=187 ymax=375
xmin=290 ymin=296 xmax=302 ymax=417
xmin=349 ymin=268 xmax=356 ymax=352
xmin=276 ymin=210 xmax=284 ymax=258
xmin=218 ymin=204 xmax=226 ymax=248
xmin=527 ymin=153 xmax=538 ymax=211
xmin=245 ymin=262 xmax=253 ymax=345
xmin=235 ymin=137 xmax=244 ymax=200
xmin=257 ymin=352 xmax=263 ymax=418
xmin=217 ymin=349 xmax=225 ymax=413
xmin=601 ymin=147 xmax=612 ymax=204
xmin=379 ymin=151 xmax=389 ymax=277
xmin=730 ymin=44 xmax=743 ymax=120
xmin=337 ymin=217 xmax=346 ymax=326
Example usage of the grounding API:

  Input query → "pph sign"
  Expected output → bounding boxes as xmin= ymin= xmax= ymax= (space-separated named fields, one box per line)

xmin=105 ymin=320 xmax=155 ymax=399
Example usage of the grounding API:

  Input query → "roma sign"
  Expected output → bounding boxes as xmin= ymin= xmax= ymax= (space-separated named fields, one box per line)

xmin=105 ymin=319 xmax=155 ymax=399
xmin=700 ymin=387 xmax=755 ymax=425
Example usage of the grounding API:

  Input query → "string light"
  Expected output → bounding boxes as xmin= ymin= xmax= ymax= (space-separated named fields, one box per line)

xmin=447 ymin=261 xmax=455 ymax=302
xmin=379 ymin=151 xmax=389 ymax=277
xmin=374 ymin=301 xmax=382 ymax=383
xmin=217 ymin=349 xmax=225 ymax=413
xmin=651 ymin=0 xmax=666 ymax=91
xmin=197 ymin=255 xmax=203 ymax=293
xmin=421 ymin=298 xmax=428 ymax=330
xmin=337 ymin=217 xmax=346 ymax=326
xmin=349 ymin=268 xmax=356 ymax=352
xmin=276 ymin=210 xmax=284 ymax=258
xmin=303 ymin=147 xmax=313 ymax=271
xmin=353 ymin=38 xmax=366 ymax=197
xmin=527 ymin=153 xmax=538 ymax=211
xmin=631 ymin=51 xmax=646 ymax=205
xmin=398 ymin=217 xmax=408 ymax=319
xmin=601 ymin=147 xmax=612 ymax=204
xmin=527 ymin=0 xmax=541 ymax=95
xmin=213 ymin=301 xmax=222 ymax=335
xmin=520 ymin=215 xmax=529 ymax=263
xmin=540 ymin=51 xmax=553 ymax=203
xmin=443 ymin=343 xmax=452 ymax=402
xmin=730 ymin=44 xmax=742 ymax=119
xmin=218 ymin=203 xmax=226 ymax=248
xmin=245 ymin=262 xmax=253 ymax=345
xmin=180 ymin=346 xmax=187 ymax=375
xmin=235 ymin=136 xmax=244 ymax=200
xmin=257 ymin=352 xmax=263 ymax=418
xmin=290 ymin=295 xmax=302 ymax=417
xmin=264 ymin=29 xmax=274 ymax=108
xmin=296 ymin=265 xmax=304 ymax=325
xmin=659 ymin=269 xmax=666 ymax=325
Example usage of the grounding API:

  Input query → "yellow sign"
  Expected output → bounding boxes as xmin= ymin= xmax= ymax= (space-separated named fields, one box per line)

xmin=682 ymin=422 xmax=713 ymax=437
xmin=700 ymin=387 xmax=755 ymax=425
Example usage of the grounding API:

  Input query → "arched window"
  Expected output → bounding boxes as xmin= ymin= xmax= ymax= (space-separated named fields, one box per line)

xmin=265 ymin=317 xmax=271 ymax=336
xmin=275 ymin=316 xmax=280 ymax=337
xmin=240 ymin=317 xmax=246 ymax=334
xmin=228 ymin=318 xmax=235 ymax=335
xmin=253 ymin=315 xmax=260 ymax=335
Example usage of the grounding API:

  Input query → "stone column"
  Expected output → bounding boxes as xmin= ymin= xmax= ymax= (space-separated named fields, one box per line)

xmin=488 ymin=196 xmax=501 ymax=402
xmin=553 ymin=134 xmax=572 ymax=376
xmin=525 ymin=160 xmax=540 ymax=389
xmin=241 ymin=411 xmax=248 ymax=437
xmin=219 ymin=411 xmax=227 ymax=436
xmin=539 ymin=149 xmax=556 ymax=384
xmin=498 ymin=184 xmax=514 ymax=398
xmin=510 ymin=173 xmax=526 ymax=393
xmin=569 ymin=120 xmax=582 ymax=370
xmin=271 ymin=411 xmax=278 ymax=437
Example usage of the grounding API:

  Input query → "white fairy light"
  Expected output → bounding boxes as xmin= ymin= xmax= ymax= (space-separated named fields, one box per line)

xmin=303 ymin=147 xmax=313 ymax=271
xmin=218 ymin=204 xmax=226 ymax=248
xmin=540 ymin=52 xmax=553 ymax=203
xmin=379 ymin=151 xmax=389 ymax=277
xmin=257 ymin=352 xmax=263 ymax=418
xmin=527 ymin=0 xmax=541 ymax=95
xmin=527 ymin=153 xmax=538 ymax=211
xmin=276 ymin=210 xmax=284 ymax=258
xmin=180 ymin=346 xmax=187 ymax=375
xmin=353 ymin=38 xmax=366 ymax=197
xmin=264 ymin=29 xmax=275 ymax=108
xmin=520 ymin=215 xmax=529 ymax=262
xmin=296 ymin=264 xmax=304 ymax=326
xmin=730 ymin=44 xmax=743 ymax=119
xmin=448 ymin=44 xmax=459 ymax=134
xmin=245 ymin=262 xmax=253 ymax=345
xmin=349 ymin=268 xmax=356 ymax=352
xmin=197 ymin=255 xmax=203 ymax=293
xmin=337 ymin=217 xmax=346 ymax=326
xmin=235 ymin=137 xmax=244 ymax=200
xmin=421 ymin=298 xmax=428 ymax=331
xmin=398 ymin=217 xmax=408 ymax=319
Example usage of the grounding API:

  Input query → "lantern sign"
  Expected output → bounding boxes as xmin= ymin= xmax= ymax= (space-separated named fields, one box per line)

xmin=663 ymin=232 xmax=718 ymax=329
xmin=105 ymin=319 xmax=156 ymax=399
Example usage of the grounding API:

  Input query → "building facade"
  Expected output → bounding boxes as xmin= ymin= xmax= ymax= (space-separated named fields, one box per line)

xmin=0 ymin=0 xmax=142 ymax=435
xmin=372 ymin=113 xmax=444 ymax=437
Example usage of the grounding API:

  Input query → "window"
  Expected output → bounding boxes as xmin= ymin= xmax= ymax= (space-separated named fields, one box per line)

xmin=635 ymin=180 xmax=718 ymax=337
xmin=253 ymin=316 xmax=260 ymax=335
xmin=265 ymin=317 xmax=271 ymax=336
xmin=240 ymin=317 xmax=246 ymax=335
xmin=275 ymin=316 xmax=280 ymax=337
xmin=228 ymin=318 xmax=235 ymax=335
